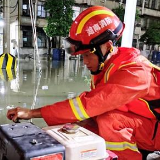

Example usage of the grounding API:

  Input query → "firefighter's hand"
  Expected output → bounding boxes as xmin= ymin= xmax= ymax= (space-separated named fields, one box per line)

xmin=7 ymin=107 xmax=32 ymax=122
xmin=7 ymin=107 xmax=42 ymax=122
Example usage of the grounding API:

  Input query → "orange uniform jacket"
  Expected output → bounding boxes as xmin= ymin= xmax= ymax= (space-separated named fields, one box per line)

xmin=41 ymin=47 xmax=160 ymax=125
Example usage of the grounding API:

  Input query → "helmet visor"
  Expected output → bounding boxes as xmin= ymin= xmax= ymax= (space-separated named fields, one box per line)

xmin=64 ymin=37 xmax=91 ymax=55
xmin=64 ymin=38 xmax=78 ymax=55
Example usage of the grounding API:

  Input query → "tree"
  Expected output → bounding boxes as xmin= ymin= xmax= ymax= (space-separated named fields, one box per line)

xmin=112 ymin=5 xmax=125 ymax=22
xmin=140 ymin=22 xmax=160 ymax=46
xmin=44 ymin=0 xmax=75 ymax=53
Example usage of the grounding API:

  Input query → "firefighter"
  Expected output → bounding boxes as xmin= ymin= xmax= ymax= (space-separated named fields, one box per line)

xmin=7 ymin=6 xmax=160 ymax=160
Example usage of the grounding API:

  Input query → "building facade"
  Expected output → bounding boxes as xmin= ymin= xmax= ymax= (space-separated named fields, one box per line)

xmin=1 ymin=0 xmax=160 ymax=57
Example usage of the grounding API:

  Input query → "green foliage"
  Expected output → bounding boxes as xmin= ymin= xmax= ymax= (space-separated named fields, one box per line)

xmin=140 ymin=22 xmax=160 ymax=45
xmin=112 ymin=5 xmax=124 ymax=22
xmin=135 ymin=9 xmax=140 ymax=22
xmin=44 ymin=0 xmax=75 ymax=37
xmin=112 ymin=5 xmax=140 ymax=46
xmin=84 ymin=76 xmax=91 ymax=86
xmin=112 ymin=5 xmax=140 ymax=22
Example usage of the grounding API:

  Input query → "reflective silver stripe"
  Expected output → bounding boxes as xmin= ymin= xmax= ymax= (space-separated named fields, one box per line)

xmin=106 ymin=141 xmax=139 ymax=152
xmin=72 ymin=98 xmax=87 ymax=120
xmin=69 ymin=97 xmax=90 ymax=120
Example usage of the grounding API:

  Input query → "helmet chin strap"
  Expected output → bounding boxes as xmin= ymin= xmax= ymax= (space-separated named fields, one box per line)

xmin=91 ymin=46 xmax=113 ymax=75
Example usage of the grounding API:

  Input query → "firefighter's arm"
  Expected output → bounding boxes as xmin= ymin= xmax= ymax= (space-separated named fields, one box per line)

xmin=40 ymin=64 xmax=151 ymax=126
xmin=15 ymin=61 xmax=149 ymax=126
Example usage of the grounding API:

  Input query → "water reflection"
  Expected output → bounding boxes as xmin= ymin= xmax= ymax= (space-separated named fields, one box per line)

xmin=0 ymin=69 xmax=16 ymax=81
xmin=0 ymin=59 xmax=90 ymax=127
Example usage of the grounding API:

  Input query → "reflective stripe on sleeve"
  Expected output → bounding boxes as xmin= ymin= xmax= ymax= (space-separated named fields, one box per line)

xmin=106 ymin=141 xmax=139 ymax=152
xmin=104 ymin=63 xmax=115 ymax=83
xmin=69 ymin=96 xmax=90 ymax=121
xmin=118 ymin=62 xmax=137 ymax=70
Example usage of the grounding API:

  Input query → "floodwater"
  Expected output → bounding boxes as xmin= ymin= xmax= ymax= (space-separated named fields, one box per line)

xmin=0 ymin=59 xmax=90 ymax=127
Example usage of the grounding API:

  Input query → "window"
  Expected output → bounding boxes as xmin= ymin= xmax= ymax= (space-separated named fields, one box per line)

xmin=132 ymin=39 xmax=137 ymax=48
xmin=151 ymin=0 xmax=156 ymax=9
xmin=23 ymin=0 xmax=48 ymax=17
xmin=37 ymin=31 xmax=47 ymax=48
xmin=141 ymin=18 xmax=147 ymax=30
xmin=158 ymin=1 xmax=160 ymax=10
xmin=22 ymin=26 xmax=47 ymax=48
xmin=23 ymin=30 xmax=32 ymax=47
xmin=137 ymin=0 xmax=142 ymax=6
xmin=144 ymin=0 xmax=149 ymax=8
xmin=114 ymin=0 xmax=126 ymax=4
xmin=22 ymin=0 xmax=30 ymax=16
xmin=114 ymin=0 xmax=126 ymax=3
xmin=37 ymin=2 xmax=48 ymax=18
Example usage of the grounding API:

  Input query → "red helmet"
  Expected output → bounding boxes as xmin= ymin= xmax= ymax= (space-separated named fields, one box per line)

xmin=64 ymin=6 xmax=124 ymax=55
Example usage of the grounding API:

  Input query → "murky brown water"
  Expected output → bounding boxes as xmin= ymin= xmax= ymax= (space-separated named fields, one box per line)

xmin=0 ymin=59 xmax=90 ymax=127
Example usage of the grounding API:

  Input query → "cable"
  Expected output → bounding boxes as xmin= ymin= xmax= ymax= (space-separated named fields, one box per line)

xmin=29 ymin=0 xmax=41 ymax=70
xmin=10 ymin=0 xmax=18 ymax=14
xmin=31 ymin=70 xmax=42 ymax=110
xmin=28 ymin=0 xmax=42 ymax=113
xmin=10 ymin=0 xmax=18 ymax=8
xmin=10 ymin=4 xmax=17 ymax=14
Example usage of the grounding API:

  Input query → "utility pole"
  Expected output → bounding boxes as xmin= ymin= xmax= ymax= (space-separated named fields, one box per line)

xmin=3 ymin=0 xmax=10 ymax=53
xmin=121 ymin=0 xmax=137 ymax=47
